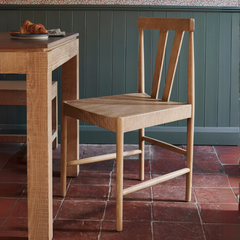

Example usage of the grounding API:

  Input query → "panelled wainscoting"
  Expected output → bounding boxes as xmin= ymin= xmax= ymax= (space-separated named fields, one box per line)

xmin=0 ymin=5 xmax=239 ymax=145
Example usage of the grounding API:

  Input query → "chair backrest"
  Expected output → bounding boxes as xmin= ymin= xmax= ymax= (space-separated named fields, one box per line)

xmin=137 ymin=17 xmax=195 ymax=104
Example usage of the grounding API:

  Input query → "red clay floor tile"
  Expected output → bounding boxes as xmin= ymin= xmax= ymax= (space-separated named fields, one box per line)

xmin=10 ymin=198 xmax=62 ymax=219
xmin=153 ymin=222 xmax=205 ymax=240
xmin=71 ymin=172 xmax=111 ymax=186
xmin=152 ymin=158 xmax=186 ymax=174
xmin=0 ymin=182 xmax=26 ymax=198
xmin=0 ymin=198 xmax=17 ymax=218
xmin=152 ymin=174 xmax=186 ymax=187
xmin=80 ymin=160 xmax=115 ymax=172
xmin=199 ymin=203 xmax=240 ymax=224
xmin=192 ymin=174 xmax=230 ymax=188
xmin=110 ymin=185 xmax=152 ymax=202
xmin=0 ymin=169 xmax=27 ymax=183
xmin=111 ymin=172 xmax=151 ymax=186
xmin=53 ymin=220 xmax=101 ymax=240
xmin=57 ymin=200 xmax=106 ymax=220
xmin=203 ymin=223 xmax=240 ymax=240
xmin=113 ymin=159 xmax=150 ymax=173
xmin=193 ymin=161 xmax=225 ymax=174
xmin=152 ymin=145 xmax=185 ymax=161
xmin=104 ymin=201 xmax=151 ymax=221
xmin=214 ymin=146 xmax=240 ymax=164
xmin=66 ymin=184 xmax=109 ymax=201
xmin=194 ymin=188 xmax=237 ymax=204
xmin=2 ymin=144 xmax=27 ymax=170
xmin=153 ymin=202 xmax=200 ymax=222
xmin=100 ymin=220 xmax=152 ymax=240
xmin=223 ymin=165 xmax=240 ymax=188
xmin=0 ymin=217 xmax=28 ymax=239
xmin=153 ymin=185 xmax=196 ymax=202
xmin=0 ymin=218 xmax=6 ymax=227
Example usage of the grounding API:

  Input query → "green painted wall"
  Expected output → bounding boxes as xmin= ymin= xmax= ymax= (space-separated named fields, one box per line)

xmin=0 ymin=5 xmax=239 ymax=145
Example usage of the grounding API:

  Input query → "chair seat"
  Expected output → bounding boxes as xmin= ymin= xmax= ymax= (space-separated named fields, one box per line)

xmin=63 ymin=92 xmax=192 ymax=132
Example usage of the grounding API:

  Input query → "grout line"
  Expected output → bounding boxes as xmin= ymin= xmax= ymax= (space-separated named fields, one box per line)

xmin=194 ymin=187 xmax=207 ymax=240
xmin=149 ymin=144 xmax=154 ymax=240
xmin=0 ymin=197 xmax=19 ymax=228
xmin=1 ymin=143 xmax=26 ymax=170
xmin=98 ymin=159 xmax=115 ymax=240
xmin=213 ymin=146 xmax=239 ymax=203
xmin=54 ymin=178 xmax=73 ymax=221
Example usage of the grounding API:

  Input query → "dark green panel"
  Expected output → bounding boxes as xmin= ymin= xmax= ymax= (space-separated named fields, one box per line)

xmin=230 ymin=13 xmax=239 ymax=127
xmin=0 ymin=106 xmax=8 ymax=124
xmin=218 ymin=13 xmax=231 ymax=127
xmin=86 ymin=11 xmax=99 ymax=98
xmin=125 ymin=11 xmax=138 ymax=93
xmin=193 ymin=12 xmax=206 ymax=127
xmin=7 ymin=11 xmax=20 ymax=31
xmin=33 ymin=10 xmax=47 ymax=27
xmin=73 ymin=10 xmax=86 ymax=101
xmin=47 ymin=10 xmax=60 ymax=29
xmin=99 ymin=11 xmax=113 ymax=97
xmin=60 ymin=11 xmax=73 ymax=33
xmin=0 ymin=11 xmax=8 ymax=32
xmin=112 ymin=11 xmax=126 ymax=95
xmin=205 ymin=13 xmax=219 ymax=127
xmin=20 ymin=10 xmax=34 ymax=27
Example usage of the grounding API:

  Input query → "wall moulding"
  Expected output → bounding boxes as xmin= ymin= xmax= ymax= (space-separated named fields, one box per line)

xmin=0 ymin=0 xmax=238 ymax=7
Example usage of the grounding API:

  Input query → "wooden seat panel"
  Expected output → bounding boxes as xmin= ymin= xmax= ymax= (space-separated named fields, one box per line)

xmin=64 ymin=93 xmax=191 ymax=132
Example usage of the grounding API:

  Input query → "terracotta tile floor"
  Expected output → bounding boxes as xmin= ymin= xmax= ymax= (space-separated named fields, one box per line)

xmin=0 ymin=143 xmax=240 ymax=240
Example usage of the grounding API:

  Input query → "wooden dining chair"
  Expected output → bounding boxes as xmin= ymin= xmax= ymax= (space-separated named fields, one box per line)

xmin=61 ymin=17 xmax=195 ymax=231
xmin=0 ymin=80 xmax=58 ymax=148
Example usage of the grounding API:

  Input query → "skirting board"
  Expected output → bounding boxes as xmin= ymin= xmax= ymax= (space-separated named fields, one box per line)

xmin=0 ymin=124 xmax=239 ymax=146
xmin=78 ymin=125 xmax=240 ymax=145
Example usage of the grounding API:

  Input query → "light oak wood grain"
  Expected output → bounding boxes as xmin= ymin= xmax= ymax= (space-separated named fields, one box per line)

xmin=61 ymin=17 xmax=195 ymax=232
xmin=0 ymin=33 xmax=79 ymax=240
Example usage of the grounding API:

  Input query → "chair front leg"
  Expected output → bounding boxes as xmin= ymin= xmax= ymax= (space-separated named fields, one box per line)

xmin=186 ymin=117 xmax=194 ymax=202
xmin=61 ymin=103 xmax=68 ymax=197
xmin=116 ymin=119 xmax=124 ymax=231
xmin=139 ymin=128 xmax=145 ymax=180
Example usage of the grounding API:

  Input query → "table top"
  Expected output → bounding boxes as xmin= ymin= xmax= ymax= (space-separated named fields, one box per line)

xmin=0 ymin=32 xmax=79 ymax=52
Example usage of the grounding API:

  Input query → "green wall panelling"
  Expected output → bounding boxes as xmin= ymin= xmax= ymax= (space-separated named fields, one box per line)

xmin=99 ymin=11 xmax=113 ymax=97
xmin=205 ymin=13 xmax=219 ymax=127
xmin=218 ymin=13 xmax=231 ymax=127
xmin=193 ymin=12 xmax=205 ymax=127
xmin=230 ymin=13 xmax=239 ymax=128
xmin=0 ymin=5 xmax=239 ymax=145
xmin=112 ymin=11 xmax=126 ymax=95
xmin=125 ymin=11 xmax=139 ymax=94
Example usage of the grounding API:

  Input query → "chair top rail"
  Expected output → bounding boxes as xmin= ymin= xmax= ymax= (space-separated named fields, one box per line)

xmin=137 ymin=17 xmax=194 ymax=32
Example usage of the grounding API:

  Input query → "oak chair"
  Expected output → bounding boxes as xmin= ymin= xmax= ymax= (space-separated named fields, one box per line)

xmin=0 ymin=80 xmax=58 ymax=148
xmin=61 ymin=17 xmax=195 ymax=231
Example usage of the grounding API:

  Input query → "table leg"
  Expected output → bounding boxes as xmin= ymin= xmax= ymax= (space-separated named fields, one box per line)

xmin=62 ymin=54 xmax=79 ymax=177
xmin=27 ymin=53 xmax=53 ymax=240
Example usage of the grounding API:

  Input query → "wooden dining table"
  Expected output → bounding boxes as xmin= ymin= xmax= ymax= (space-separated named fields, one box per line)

xmin=0 ymin=32 xmax=80 ymax=239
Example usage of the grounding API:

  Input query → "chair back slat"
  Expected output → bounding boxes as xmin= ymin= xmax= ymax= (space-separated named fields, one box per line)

xmin=138 ymin=28 xmax=145 ymax=93
xmin=162 ymin=30 xmax=184 ymax=101
xmin=151 ymin=30 xmax=168 ymax=99
xmin=137 ymin=17 xmax=194 ymax=103
xmin=137 ymin=17 xmax=194 ymax=32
